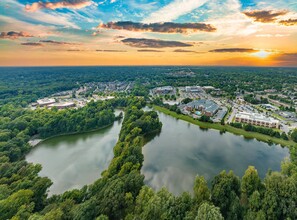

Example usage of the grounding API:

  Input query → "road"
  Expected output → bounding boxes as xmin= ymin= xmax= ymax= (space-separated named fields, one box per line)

xmin=227 ymin=108 xmax=237 ymax=124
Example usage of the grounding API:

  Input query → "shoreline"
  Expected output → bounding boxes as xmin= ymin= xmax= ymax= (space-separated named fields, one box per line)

xmin=28 ymin=120 xmax=120 ymax=148
xmin=153 ymin=105 xmax=297 ymax=148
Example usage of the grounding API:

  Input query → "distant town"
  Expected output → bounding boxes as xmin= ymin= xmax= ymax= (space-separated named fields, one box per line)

xmin=29 ymin=81 xmax=297 ymax=135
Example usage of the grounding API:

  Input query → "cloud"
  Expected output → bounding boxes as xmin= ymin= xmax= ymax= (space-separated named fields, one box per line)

xmin=113 ymin=35 xmax=125 ymax=39
xmin=0 ymin=31 xmax=33 ymax=39
xmin=205 ymin=0 xmax=259 ymax=36
xmin=21 ymin=42 xmax=43 ymax=46
xmin=96 ymin=49 xmax=127 ymax=52
xmin=243 ymin=10 xmax=288 ymax=23
xmin=143 ymin=0 xmax=208 ymax=23
xmin=279 ymin=19 xmax=297 ymax=26
xmin=25 ymin=0 xmax=93 ymax=12
xmin=209 ymin=48 xmax=259 ymax=53
xmin=40 ymin=40 xmax=80 ymax=45
xmin=256 ymin=34 xmax=290 ymax=38
xmin=3 ymin=0 xmax=80 ymax=29
xmin=99 ymin=21 xmax=216 ymax=34
xmin=173 ymin=49 xmax=199 ymax=53
xmin=121 ymin=38 xmax=193 ymax=48
xmin=273 ymin=53 xmax=297 ymax=66
xmin=137 ymin=49 xmax=164 ymax=52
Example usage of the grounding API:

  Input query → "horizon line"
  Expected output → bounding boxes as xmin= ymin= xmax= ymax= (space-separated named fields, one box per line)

xmin=0 ymin=65 xmax=297 ymax=68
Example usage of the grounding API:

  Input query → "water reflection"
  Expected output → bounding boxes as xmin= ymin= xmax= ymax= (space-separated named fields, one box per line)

xmin=141 ymin=111 xmax=289 ymax=195
xmin=26 ymin=116 xmax=123 ymax=195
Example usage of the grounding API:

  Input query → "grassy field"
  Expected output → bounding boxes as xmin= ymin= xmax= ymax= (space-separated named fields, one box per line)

xmin=153 ymin=105 xmax=297 ymax=148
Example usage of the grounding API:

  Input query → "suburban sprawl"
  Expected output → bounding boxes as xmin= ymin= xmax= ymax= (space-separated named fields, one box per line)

xmin=150 ymin=84 xmax=296 ymax=135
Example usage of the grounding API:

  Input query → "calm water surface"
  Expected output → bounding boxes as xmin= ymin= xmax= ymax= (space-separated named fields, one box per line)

xmin=141 ymin=111 xmax=290 ymax=195
xmin=26 ymin=116 xmax=122 ymax=195
xmin=26 ymin=108 xmax=290 ymax=196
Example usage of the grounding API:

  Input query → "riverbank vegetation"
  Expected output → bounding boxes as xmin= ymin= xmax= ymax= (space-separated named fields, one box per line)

xmin=153 ymin=105 xmax=297 ymax=147
xmin=0 ymin=100 xmax=120 ymax=162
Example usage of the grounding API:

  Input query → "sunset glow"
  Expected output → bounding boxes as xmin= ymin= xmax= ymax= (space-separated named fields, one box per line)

xmin=252 ymin=50 xmax=272 ymax=58
xmin=0 ymin=0 xmax=296 ymax=66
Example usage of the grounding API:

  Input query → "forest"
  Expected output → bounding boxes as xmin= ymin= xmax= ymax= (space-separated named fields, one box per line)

xmin=1 ymin=66 xmax=297 ymax=105
xmin=0 ymin=67 xmax=297 ymax=219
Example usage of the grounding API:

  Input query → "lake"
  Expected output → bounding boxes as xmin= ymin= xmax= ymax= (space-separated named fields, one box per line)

xmin=26 ymin=116 xmax=123 ymax=195
xmin=141 ymin=110 xmax=290 ymax=195
xmin=26 ymin=108 xmax=290 ymax=196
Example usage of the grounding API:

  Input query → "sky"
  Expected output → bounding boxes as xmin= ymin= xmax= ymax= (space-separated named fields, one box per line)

xmin=0 ymin=0 xmax=297 ymax=66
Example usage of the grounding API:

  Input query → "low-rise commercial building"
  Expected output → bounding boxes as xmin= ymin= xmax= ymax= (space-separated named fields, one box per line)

xmin=37 ymin=98 xmax=56 ymax=107
xmin=235 ymin=112 xmax=280 ymax=128
xmin=186 ymin=99 xmax=219 ymax=117
xmin=48 ymin=102 xmax=75 ymax=109
xmin=154 ymin=86 xmax=173 ymax=94
xmin=185 ymin=86 xmax=202 ymax=93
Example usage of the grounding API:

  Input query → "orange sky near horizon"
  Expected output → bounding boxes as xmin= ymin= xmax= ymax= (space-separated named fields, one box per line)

xmin=0 ymin=0 xmax=297 ymax=67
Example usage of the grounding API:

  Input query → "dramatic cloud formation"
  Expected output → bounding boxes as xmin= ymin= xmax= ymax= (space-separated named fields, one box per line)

xmin=25 ymin=0 xmax=93 ymax=12
xmin=137 ymin=49 xmax=164 ymax=52
xmin=279 ymin=19 xmax=297 ymax=26
xmin=21 ymin=42 xmax=43 ymax=46
xmin=243 ymin=10 xmax=287 ymax=23
xmin=40 ymin=40 xmax=80 ymax=45
xmin=99 ymin=21 xmax=216 ymax=33
xmin=121 ymin=38 xmax=192 ymax=48
xmin=0 ymin=31 xmax=33 ymax=39
xmin=209 ymin=48 xmax=259 ymax=53
xmin=1 ymin=0 xmax=297 ymax=66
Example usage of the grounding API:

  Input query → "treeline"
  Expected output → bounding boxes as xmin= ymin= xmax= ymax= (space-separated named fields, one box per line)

xmin=292 ymin=129 xmax=297 ymax=143
xmin=268 ymin=95 xmax=294 ymax=105
xmin=244 ymin=94 xmax=268 ymax=104
xmin=279 ymin=105 xmax=296 ymax=112
xmin=0 ymin=100 xmax=122 ymax=162
xmin=0 ymin=67 xmax=165 ymax=106
xmin=230 ymin=122 xmax=289 ymax=140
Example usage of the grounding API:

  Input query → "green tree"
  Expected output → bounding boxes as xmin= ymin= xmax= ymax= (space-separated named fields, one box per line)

xmin=0 ymin=189 xmax=34 ymax=220
xmin=241 ymin=166 xmax=262 ymax=198
xmin=195 ymin=202 xmax=224 ymax=220
xmin=211 ymin=170 xmax=242 ymax=219
xmin=193 ymin=176 xmax=210 ymax=206
xmin=291 ymin=129 xmax=297 ymax=142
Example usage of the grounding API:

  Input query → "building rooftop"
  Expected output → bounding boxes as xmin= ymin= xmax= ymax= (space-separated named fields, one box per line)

xmin=48 ymin=102 xmax=75 ymax=107
xmin=156 ymin=86 xmax=173 ymax=90
xmin=187 ymin=99 xmax=219 ymax=114
xmin=37 ymin=98 xmax=56 ymax=105
xmin=185 ymin=86 xmax=202 ymax=92
xmin=236 ymin=112 xmax=279 ymax=124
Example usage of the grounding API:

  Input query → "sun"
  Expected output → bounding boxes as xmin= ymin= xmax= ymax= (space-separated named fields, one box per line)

xmin=252 ymin=50 xmax=271 ymax=58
